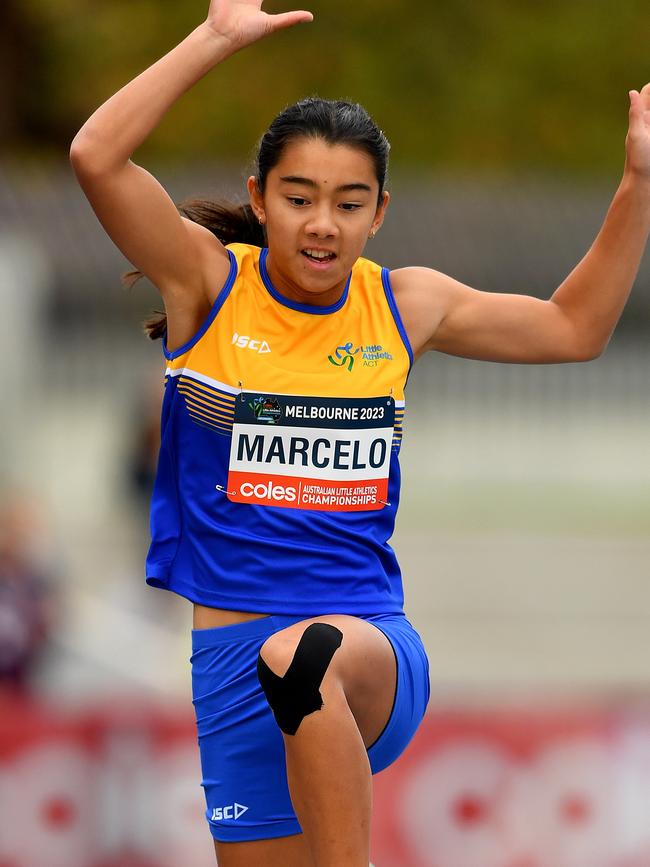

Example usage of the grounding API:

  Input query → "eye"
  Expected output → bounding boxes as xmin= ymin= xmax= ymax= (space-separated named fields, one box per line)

xmin=287 ymin=196 xmax=309 ymax=206
xmin=339 ymin=203 xmax=362 ymax=211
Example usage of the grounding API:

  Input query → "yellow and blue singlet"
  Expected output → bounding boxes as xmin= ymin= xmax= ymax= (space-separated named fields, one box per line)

xmin=146 ymin=243 xmax=413 ymax=613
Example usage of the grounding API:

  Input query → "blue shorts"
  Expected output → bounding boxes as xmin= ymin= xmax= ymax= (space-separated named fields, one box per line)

xmin=190 ymin=611 xmax=430 ymax=842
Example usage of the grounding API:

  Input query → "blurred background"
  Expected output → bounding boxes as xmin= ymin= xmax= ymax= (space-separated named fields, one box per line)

xmin=1 ymin=0 xmax=649 ymax=865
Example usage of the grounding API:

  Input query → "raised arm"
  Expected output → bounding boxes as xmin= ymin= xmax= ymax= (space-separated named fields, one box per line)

xmin=69 ymin=1 xmax=312 ymax=348
xmin=392 ymin=85 xmax=650 ymax=364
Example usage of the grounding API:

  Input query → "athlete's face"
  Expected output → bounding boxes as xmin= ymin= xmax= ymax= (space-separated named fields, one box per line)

xmin=247 ymin=138 xmax=389 ymax=307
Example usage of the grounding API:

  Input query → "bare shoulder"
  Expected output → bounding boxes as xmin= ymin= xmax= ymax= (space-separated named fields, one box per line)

xmin=388 ymin=266 xmax=461 ymax=358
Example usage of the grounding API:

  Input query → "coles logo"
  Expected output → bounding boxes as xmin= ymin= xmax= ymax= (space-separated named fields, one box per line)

xmin=240 ymin=481 xmax=297 ymax=503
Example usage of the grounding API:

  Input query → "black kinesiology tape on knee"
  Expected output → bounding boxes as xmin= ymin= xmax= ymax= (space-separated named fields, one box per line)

xmin=257 ymin=622 xmax=344 ymax=736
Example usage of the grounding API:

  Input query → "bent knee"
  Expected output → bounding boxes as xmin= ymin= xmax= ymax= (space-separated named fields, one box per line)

xmin=258 ymin=632 xmax=298 ymax=677
xmin=258 ymin=621 xmax=344 ymax=676
xmin=257 ymin=622 xmax=344 ymax=735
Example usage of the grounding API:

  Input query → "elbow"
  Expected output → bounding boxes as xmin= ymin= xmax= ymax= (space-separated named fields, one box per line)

xmin=69 ymin=134 xmax=95 ymax=176
xmin=551 ymin=304 xmax=610 ymax=363
xmin=571 ymin=338 xmax=607 ymax=363
xmin=69 ymin=135 xmax=103 ymax=177
xmin=69 ymin=131 xmax=123 ymax=177
xmin=69 ymin=128 xmax=92 ymax=163
xmin=563 ymin=320 xmax=610 ymax=362
xmin=578 ymin=347 xmax=604 ymax=362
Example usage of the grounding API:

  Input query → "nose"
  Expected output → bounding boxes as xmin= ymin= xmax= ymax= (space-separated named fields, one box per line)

xmin=304 ymin=204 xmax=339 ymax=238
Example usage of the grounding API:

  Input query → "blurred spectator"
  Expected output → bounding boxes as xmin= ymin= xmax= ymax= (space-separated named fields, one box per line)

xmin=126 ymin=367 xmax=164 ymax=508
xmin=0 ymin=492 xmax=59 ymax=696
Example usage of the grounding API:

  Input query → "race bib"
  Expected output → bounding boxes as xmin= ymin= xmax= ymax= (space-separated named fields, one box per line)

xmin=226 ymin=393 xmax=395 ymax=511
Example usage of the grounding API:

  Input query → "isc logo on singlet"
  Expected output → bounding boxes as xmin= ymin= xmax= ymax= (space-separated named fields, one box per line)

xmin=232 ymin=331 xmax=271 ymax=354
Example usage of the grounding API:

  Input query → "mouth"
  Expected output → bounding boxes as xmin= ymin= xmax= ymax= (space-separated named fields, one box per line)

xmin=301 ymin=248 xmax=337 ymax=270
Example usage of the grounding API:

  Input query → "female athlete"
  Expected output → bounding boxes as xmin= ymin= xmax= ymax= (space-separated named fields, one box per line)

xmin=70 ymin=2 xmax=650 ymax=865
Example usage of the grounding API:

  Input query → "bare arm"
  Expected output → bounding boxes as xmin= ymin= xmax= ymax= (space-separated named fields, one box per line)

xmin=69 ymin=1 xmax=312 ymax=343
xmin=392 ymin=86 xmax=650 ymax=364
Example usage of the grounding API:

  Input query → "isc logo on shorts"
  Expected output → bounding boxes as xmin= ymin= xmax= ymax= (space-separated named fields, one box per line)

xmin=211 ymin=803 xmax=249 ymax=821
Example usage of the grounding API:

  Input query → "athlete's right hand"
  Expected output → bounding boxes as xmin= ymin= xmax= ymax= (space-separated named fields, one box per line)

xmin=206 ymin=0 xmax=313 ymax=50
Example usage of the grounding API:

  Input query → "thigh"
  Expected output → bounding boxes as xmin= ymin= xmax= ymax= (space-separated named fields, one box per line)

xmin=191 ymin=616 xmax=303 ymax=843
xmin=214 ymin=833 xmax=313 ymax=867
xmin=363 ymin=612 xmax=431 ymax=774
xmin=321 ymin=612 xmax=430 ymax=770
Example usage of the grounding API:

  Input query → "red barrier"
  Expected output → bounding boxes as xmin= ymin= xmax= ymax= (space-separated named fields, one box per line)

xmin=3 ymin=696 xmax=650 ymax=867
xmin=0 ymin=697 xmax=211 ymax=867
xmin=371 ymin=709 xmax=650 ymax=867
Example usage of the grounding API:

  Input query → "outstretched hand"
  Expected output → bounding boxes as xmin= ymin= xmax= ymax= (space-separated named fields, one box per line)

xmin=626 ymin=84 xmax=650 ymax=182
xmin=206 ymin=0 xmax=313 ymax=49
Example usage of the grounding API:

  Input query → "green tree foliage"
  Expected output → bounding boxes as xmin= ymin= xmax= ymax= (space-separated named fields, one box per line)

xmin=4 ymin=0 xmax=650 ymax=176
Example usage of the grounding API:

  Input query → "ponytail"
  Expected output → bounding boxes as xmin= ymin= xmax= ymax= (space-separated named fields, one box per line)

xmin=123 ymin=197 xmax=266 ymax=341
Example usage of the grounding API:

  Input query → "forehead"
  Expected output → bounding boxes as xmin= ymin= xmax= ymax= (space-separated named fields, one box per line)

xmin=270 ymin=138 xmax=377 ymax=189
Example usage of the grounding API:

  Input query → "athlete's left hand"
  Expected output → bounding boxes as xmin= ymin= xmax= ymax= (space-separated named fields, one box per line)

xmin=625 ymin=83 xmax=650 ymax=183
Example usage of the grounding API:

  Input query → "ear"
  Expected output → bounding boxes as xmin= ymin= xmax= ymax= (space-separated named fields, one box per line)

xmin=370 ymin=190 xmax=390 ymax=237
xmin=246 ymin=175 xmax=266 ymax=224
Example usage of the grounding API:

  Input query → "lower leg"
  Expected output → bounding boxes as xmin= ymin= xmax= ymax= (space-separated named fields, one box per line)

xmin=213 ymin=833 xmax=314 ymax=867
xmin=283 ymin=677 xmax=371 ymax=867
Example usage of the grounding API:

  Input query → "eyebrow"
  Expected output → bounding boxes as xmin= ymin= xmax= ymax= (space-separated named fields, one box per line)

xmin=279 ymin=175 xmax=372 ymax=194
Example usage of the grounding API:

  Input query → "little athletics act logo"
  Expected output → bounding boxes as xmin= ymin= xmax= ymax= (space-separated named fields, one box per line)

xmin=328 ymin=341 xmax=393 ymax=372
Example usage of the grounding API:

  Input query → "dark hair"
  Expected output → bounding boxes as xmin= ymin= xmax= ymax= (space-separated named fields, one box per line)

xmin=257 ymin=97 xmax=390 ymax=205
xmin=126 ymin=97 xmax=390 ymax=340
